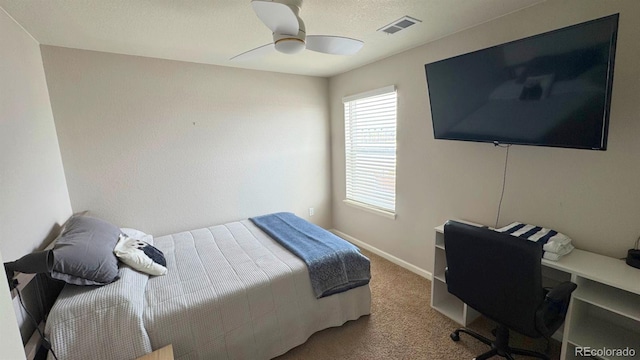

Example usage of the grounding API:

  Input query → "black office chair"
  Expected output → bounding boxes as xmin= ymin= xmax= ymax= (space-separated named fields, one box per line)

xmin=443 ymin=221 xmax=577 ymax=360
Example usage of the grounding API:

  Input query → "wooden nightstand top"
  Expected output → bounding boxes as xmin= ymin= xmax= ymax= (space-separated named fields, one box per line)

xmin=136 ymin=344 xmax=174 ymax=360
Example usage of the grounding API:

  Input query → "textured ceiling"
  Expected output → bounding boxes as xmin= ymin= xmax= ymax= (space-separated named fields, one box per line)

xmin=0 ymin=0 xmax=545 ymax=77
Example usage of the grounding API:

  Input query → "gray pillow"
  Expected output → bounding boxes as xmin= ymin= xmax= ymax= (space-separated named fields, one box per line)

xmin=50 ymin=215 xmax=121 ymax=286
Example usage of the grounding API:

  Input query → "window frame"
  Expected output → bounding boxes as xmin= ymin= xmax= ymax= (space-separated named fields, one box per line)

xmin=342 ymin=85 xmax=397 ymax=219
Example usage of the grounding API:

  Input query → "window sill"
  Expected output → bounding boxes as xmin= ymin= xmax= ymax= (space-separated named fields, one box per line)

xmin=343 ymin=200 xmax=397 ymax=220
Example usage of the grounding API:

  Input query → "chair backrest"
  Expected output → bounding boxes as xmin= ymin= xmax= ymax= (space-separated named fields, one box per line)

xmin=444 ymin=221 xmax=544 ymax=338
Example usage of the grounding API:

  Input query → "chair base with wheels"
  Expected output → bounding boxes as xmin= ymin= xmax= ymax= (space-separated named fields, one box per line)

xmin=450 ymin=324 xmax=550 ymax=360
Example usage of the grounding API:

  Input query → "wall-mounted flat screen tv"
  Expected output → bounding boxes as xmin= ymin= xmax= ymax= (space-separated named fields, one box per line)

xmin=425 ymin=14 xmax=619 ymax=150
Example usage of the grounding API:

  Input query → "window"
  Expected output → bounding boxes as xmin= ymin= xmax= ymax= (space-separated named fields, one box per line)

xmin=343 ymin=85 xmax=397 ymax=218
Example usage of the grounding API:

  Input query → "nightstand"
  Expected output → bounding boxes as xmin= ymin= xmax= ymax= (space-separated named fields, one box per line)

xmin=136 ymin=345 xmax=174 ymax=360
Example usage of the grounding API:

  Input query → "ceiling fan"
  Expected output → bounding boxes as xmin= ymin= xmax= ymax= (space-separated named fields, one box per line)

xmin=231 ymin=0 xmax=364 ymax=61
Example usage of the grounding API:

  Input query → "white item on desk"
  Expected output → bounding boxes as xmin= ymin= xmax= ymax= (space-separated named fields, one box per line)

xmin=542 ymin=244 xmax=574 ymax=261
xmin=544 ymin=234 xmax=571 ymax=246
xmin=543 ymin=240 xmax=574 ymax=255
xmin=496 ymin=222 xmax=571 ymax=244
xmin=496 ymin=222 xmax=575 ymax=258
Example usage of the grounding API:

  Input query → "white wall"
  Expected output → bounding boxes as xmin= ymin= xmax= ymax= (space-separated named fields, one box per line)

xmin=41 ymin=47 xmax=332 ymax=236
xmin=0 ymin=7 xmax=72 ymax=358
xmin=330 ymin=0 xmax=640 ymax=273
xmin=0 ymin=10 xmax=71 ymax=263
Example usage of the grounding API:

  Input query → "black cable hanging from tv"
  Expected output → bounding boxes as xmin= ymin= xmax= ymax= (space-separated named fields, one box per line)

xmin=495 ymin=143 xmax=510 ymax=228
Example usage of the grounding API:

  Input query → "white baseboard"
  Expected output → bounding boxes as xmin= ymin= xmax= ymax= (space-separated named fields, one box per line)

xmin=331 ymin=229 xmax=432 ymax=281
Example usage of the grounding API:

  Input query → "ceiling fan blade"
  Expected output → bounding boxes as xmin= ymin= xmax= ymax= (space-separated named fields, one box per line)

xmin=230 ymin=43 xmax=276 ymax=61
xmin=251 ymin=0 xmax=300 ymax=35
xmin=306 ymin=35 xmax=364 ymax=55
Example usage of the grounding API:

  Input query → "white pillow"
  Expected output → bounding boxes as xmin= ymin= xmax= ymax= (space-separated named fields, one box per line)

xmin=113 ymin=234 xmax=167 ymax=276
xmin=120 ymin=228 xmax=154 ymax=245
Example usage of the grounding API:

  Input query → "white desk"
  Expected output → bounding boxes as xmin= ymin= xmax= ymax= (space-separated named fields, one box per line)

xmin=432 ymin=223 xmax=640 ymax=360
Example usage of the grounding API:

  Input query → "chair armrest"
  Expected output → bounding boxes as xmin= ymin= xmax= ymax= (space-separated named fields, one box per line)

xmin=545 ymin=281 xmax=577 ymax=302
xmin=536 ymin=281 xmax=577 ymax=337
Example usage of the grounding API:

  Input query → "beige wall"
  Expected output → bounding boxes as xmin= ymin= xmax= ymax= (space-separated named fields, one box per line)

xmin=0 ymin=8 xmax=72 ymax=358
xmin=41 ymin=47 xmax=331 ymax=236
xmin=0 ymin=10 xmax=71 ymax=262
xmin=330 ymin=0 xmax=640 ymax=273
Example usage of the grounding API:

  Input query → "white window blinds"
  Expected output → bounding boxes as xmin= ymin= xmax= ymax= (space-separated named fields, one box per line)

xmin=343 ymin=85 xmax=397 ymax=214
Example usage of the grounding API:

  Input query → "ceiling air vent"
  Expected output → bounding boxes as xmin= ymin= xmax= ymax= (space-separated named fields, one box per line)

xmin=378 ymin=16 xmax=421 ymax=35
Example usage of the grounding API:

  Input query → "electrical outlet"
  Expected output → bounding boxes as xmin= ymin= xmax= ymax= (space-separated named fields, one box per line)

xmin=309 ymin=207 xmax=315 ymax=216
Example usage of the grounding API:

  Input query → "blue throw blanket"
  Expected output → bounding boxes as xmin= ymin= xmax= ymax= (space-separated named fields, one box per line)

xmin=250 ymin=212 xmax=371 ymax=298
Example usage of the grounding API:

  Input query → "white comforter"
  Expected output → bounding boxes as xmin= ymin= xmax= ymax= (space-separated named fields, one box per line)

xmin=46 ymin=220 xmax=371 ymax=360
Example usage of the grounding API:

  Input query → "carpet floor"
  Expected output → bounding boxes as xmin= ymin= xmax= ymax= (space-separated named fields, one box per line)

xmin=275 ymin=249 xmax=561 ymax=360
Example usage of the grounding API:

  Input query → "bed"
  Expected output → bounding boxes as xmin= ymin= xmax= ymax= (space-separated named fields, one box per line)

xmin=43 ymin=216 xmax=371 ymax=359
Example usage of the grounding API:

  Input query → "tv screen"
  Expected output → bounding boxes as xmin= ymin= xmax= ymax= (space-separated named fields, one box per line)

xmin=425 ymin=14 xmax=618 ymax=150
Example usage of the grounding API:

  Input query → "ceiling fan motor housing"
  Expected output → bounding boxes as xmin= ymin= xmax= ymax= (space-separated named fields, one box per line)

xmin=273 ymin=31 xmax=306 ymax=54
xmin=273 ymin=12 xmax=306 ymax=54
xmin=231 ymin=0 xmax=363 ymax=60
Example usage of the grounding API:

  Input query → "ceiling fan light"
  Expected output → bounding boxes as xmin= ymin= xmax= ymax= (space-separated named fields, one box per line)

xmin=274 ymin=38 xmax=305 ymax=54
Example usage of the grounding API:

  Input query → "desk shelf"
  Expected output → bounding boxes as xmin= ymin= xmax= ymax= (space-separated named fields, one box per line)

xmin=433 ymin=247 xmax=447 ymax=282
xmin=431 ymin=279 xmax=465 ymax=325
xmin=568 ymin=301 xmax=640 ymax=360
xmin=572 ymin=278 xmax=640 ymax=322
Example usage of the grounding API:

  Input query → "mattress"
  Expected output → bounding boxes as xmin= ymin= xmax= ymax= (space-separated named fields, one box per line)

xmin=46 ymin=219 xmax=371 ymax=360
